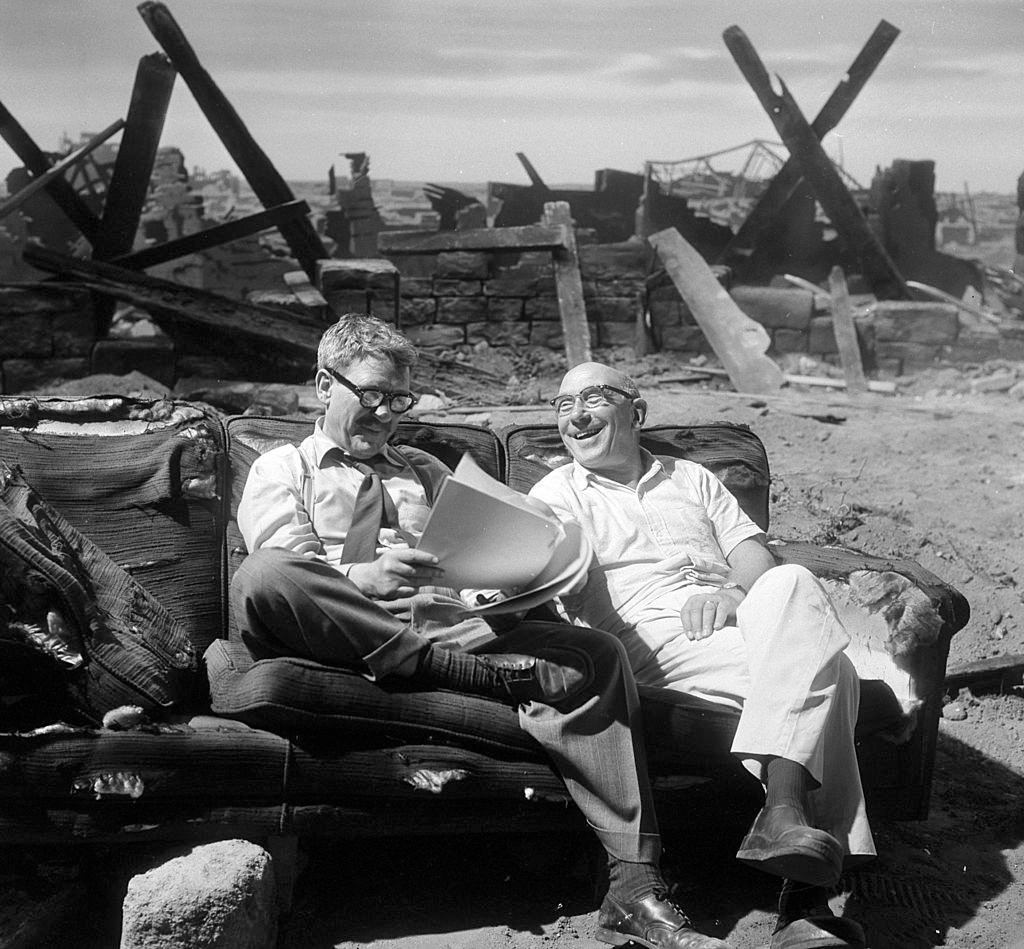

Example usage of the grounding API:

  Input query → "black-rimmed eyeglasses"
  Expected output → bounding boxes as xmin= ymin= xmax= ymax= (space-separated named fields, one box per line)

xmin=549 ymin=384 xmax=634 ymax=417
xmin=324 ymin=366 xmax=419 ymax=414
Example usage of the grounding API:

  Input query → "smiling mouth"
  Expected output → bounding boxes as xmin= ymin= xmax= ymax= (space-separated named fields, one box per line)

xmin=570 ymin=429 xmax=601 ymax=441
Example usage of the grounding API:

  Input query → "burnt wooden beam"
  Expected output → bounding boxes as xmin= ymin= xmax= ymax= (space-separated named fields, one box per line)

xmin=516 ymin=152 xmax=551 ymax=193
xmin=720 ymin=20 xmax=900 ymax=267
xmin=0 ymin=99 xmax=103 ymax=241
xmin=23 ymin=243 xmax=321 ymax=364
xmin=379 ymin=223 xmax=567 ymax=255
xmin=0 ymin=120 xmax=125 ymax=223
xmin=137 ymin=1 xmax=327 ymax=280
xmin=94 ymin=53 xmax=177 ymax=262
xmin=945 ymin=654 xmax=1024 ymax=694
xmin=723 ymin=25 xmax=908 ymax=300
xmin=112 ymin=199 xmax=311 ymax=270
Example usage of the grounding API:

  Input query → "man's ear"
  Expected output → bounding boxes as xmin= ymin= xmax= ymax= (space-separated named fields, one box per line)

xmin=632 ymin=398 xmax=648 ymax=428
xmin=314 ymin=368 xmax=332 ymax=405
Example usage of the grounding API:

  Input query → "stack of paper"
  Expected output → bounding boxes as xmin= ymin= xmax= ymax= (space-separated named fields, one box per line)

xmin=416 ymin=455 xmax=591 ymax=614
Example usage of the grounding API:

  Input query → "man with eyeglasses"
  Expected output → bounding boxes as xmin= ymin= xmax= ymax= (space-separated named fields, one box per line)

xmin=232 ymin=314 xmax=732 ymax=949
xmin=529 ymin=361 xmax=873 ymax=949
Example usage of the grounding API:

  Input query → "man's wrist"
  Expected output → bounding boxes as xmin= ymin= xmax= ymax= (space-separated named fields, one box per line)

xmin=721 ymin=581 xmax=746 ymax=596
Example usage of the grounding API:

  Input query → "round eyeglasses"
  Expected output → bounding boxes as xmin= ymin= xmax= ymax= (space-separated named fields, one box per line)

xmin=324 ymin=366 xmax=419 ymax=414
xmin=549 ymin=384 xmax=634 ymax=417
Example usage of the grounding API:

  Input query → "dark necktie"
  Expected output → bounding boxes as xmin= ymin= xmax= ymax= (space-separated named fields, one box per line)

xmin=340 ymin=462 xmax=399 ymax=564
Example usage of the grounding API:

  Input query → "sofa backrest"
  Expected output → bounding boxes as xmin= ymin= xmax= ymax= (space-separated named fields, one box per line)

xmin=502 ymin=422 xmax=771 ymax=531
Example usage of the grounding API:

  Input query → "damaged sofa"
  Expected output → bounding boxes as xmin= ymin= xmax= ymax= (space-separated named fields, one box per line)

xmin=0 ymin=396 xmax=970 ymax=846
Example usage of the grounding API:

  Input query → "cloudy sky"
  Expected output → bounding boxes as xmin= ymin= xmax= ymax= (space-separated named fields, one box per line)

xmin=1 ymin=0 xmax=1022 ymax=195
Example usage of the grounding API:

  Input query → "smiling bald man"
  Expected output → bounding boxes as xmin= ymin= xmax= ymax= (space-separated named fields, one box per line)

xmin=529 ymin=361 xmax=872 ymax=949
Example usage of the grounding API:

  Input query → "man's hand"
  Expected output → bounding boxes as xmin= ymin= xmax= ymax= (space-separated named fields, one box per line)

xmin=680 ymin=586 xmax=745 ymax=641
xmin=347 ymin=548 xmax=445 ymax=600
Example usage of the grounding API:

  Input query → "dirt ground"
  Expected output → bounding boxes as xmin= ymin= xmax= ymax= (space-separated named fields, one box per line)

xmin=5 ymin=355 xmax=1024 ymax=949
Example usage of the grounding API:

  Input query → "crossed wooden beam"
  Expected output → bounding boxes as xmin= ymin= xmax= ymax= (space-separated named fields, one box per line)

xmin=719 ymin=20 xmax=909 ymax=300
xmin=0 ymin=2 xmax=326 ymax=326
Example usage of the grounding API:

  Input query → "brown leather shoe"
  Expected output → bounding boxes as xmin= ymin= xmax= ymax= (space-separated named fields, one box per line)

xmin=596 ymin=891 xmax=735 ymax=948
xmin=735 ymin=805 xmax=843 ymax=887
xmin=474 ymin=650 xmax=592 ymax=704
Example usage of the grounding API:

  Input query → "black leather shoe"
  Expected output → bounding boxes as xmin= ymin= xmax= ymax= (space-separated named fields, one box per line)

xmin=474 ymin=650 xmax=592 ymax=704
xmin=596 ymin=891 xmax=735 ymax=948
xmin=736 ymin=805 xmax=843 ymax=887
xmin=771 ymin=879 xmax=865 ymax=949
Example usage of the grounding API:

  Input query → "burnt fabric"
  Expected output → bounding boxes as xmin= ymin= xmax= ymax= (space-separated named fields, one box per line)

xmin=0 ymin=460 xmax=200 ymax=724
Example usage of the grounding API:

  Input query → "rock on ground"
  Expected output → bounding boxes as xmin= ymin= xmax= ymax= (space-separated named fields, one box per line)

xmin=120 ymin=839 xmax=277 ymax=949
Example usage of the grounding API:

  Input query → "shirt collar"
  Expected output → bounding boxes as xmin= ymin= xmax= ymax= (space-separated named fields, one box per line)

xmin=569 ymin=448 xmax=663 ymax=490
xmin=311 ymin=417 xmax=404 ymax=470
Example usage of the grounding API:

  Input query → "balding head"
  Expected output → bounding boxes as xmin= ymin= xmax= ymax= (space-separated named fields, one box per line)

xmin=558 ymin=362 xmax=640 ymax=400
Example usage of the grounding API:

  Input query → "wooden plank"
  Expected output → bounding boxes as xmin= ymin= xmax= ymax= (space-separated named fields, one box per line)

xmin=93 ymin=53 xmax=176 ymax=262
xmin=22 ymin=243 xmax=321 ymax=362
xmin=284 ymin=269 xmax=330 ymax=309
xmin=137 ymin=1 xmax=327 ymax=281
xmin=649 ymin=227 xmax=784 ymax=394
xmin=828 ymin=265 xmax=869 ymax=396
xmin=0 ymin=99 xmax=103 ymax=241
xmin=112 ymin=200 xmax=311 ymax=269
xmin=906 ymin=279 xmax=1003 ymax=326
xmin=542 ymin=201 xmax=591 ymax=367
xmin=0 ymin=120 xmax=125 ymax=222
xmin=723 ymin=25 xmax=909 ymax=300
xmin=945 ymin=654 xmax=1024 ymax=693
xmin=720 ymin=20 xmax=900 ymax=267
xmin=378 ymin=223 xmax=566 ymax=255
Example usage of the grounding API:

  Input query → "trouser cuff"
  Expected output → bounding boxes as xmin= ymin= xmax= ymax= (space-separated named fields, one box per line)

xmin=363 ymin=626 xmax=429 ymax=680
xmin=590 ymin=825 xmax=662 ymax=865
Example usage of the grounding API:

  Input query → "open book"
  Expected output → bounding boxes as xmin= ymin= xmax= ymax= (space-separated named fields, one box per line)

xmin=416 ymin=454 xmax=591 ymax=615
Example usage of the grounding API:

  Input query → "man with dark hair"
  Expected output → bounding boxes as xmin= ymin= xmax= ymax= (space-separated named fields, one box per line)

xmin=232 ymin=314 xmax=733 ymax=949
xmin=529 ymin=361 xmax=872 ymax=949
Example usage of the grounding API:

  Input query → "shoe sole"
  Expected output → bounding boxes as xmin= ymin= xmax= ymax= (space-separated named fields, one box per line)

xmin=596 ymin=926 xmax=648 ymax=947
xmin=736 ymin=834 xmax=843 ymax=887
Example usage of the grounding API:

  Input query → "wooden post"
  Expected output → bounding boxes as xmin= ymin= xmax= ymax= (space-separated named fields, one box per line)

xmin=719 ymin=20 xmax=899 ymax=268
xmin=542 ymin=201 xmax=591 ymax=367
xmin=828 ymin=265 xmax=868 ymax=396
xmin=137 ymin=1 xmax=327 ymax=281
xmin=649 ymin=227 xmax=784 ymax=394
xmin=0 ymin=99 xmax=103 ymax=241
xmin=94 ymin=53 xmax=176 ymax=262
xmin=723 ymin=25 xmax=908 ymax=300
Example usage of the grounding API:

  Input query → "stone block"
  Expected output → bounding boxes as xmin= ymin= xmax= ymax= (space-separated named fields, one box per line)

xmin=808 ymin=315 xmax=838 ymax=354
xmin=402 ymin=323 xmax=465 ymax=347
xmin=391 ymin=254 xmax=438 ymax=280
xmin=772 ymin=328 xmax=809 ymax=354
xmin=120 ymin=839 xmax=277 ymax=949
xmin=437 ymin=297 xmax=488 ymax=324
xmin=487 ymin=297 xmax=525 ymax=322
xmin=949 ymin=329 xmax=1024 ymax=363
xmin=648 ymin=298 xmax=681 ymax=328
xmin=92 ymin=338 xmax=176 ymax=387
xmin=317 ymin=258 xmax=400 ymax=292
xmin=598 ymin=322 xmax=639 ymax=347
xmin=246 ymin=290 xmax=326 ymax=323
xmin=869 ymin=301 xmax=959 ymax=345
xmin=0 ymin=284 xmax=92 ymax=318
xmin=578 ymin=240 xmax=649 ymax=279
xmin=485 ymin=267 xmax=554 ymax=297
xmin=399 ymin=277 xmax=434 ymax=298
xmin=875 ymin=341 xmax=943 ymax=372
xmin=1 ymin=313 xmax=53 ymax=357
xmin=435 ymin=251 xmax=489 ymax=280
xmin=322 ymin=289 xmax=370 ymax=315
xmin=530 ymin=321 xmax=597 ymax=349
xmin=2 ymin=358 xmax=90 ymax=393
xmin=590 ymin=296 xmax=638 ymax=323
xmin=730 ymin=286 xmax=814 ymax=330
xmin=433 ymin=278 xmax=482 ymax=297
xmin=399 ymin=297 xmax=437 ymax=326
xmin=658 ymin=325 xmax=707 ymax=352
xmin=466 ymin=322 xmax=530 ymax=346
xmin=523 ymin=297 xmax=562 ymax=322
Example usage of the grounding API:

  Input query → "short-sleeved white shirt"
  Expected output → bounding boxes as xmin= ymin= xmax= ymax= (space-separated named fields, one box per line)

xmin=529 ymin=451 xmax=763 ymax=657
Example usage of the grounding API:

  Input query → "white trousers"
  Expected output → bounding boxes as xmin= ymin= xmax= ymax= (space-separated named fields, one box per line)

xmin=629 ymin=563 xmax=875 ymax=859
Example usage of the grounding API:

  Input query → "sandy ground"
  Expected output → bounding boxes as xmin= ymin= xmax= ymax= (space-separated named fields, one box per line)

xmin=5 ymin=360 xmax=1024 ymax=949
